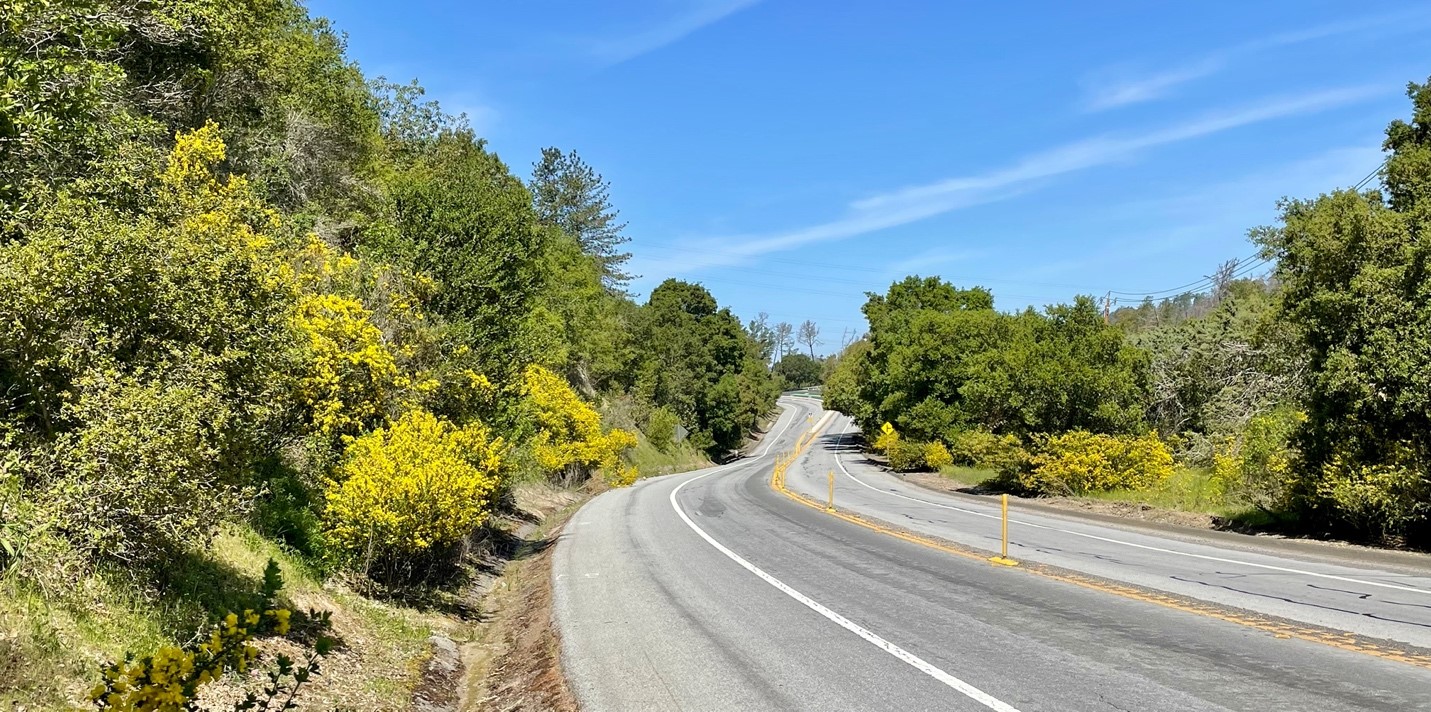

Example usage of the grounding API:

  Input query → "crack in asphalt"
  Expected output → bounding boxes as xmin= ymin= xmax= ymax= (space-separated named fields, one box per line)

xmin=1169 ymin=575 xmax=1431 ymax=629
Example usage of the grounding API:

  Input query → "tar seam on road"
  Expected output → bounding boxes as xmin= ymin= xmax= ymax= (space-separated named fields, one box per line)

xmin=772 ymin=416 xmax=1431 ymax=671
xmin=670 ymin=446 xmax=1023 ymax=710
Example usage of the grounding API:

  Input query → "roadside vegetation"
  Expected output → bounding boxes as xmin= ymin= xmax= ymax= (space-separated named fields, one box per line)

xmin=825 ymin=78 xmax=1431 ymax=550
xmin=0 ymin=0 xmax=779 ymax=708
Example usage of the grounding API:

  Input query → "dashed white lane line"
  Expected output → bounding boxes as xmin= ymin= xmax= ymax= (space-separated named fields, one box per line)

xmin=824 ymin=421 xmax=1431 ymax=597
xmin=670 ymin=469 xmax=1021 ymax=712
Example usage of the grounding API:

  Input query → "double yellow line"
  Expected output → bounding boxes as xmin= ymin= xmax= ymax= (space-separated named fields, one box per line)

xmin=768 ymin=417 xmax=1431 ymax=671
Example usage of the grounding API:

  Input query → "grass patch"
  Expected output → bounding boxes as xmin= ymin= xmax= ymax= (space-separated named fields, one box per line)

xmin=623 ymin=431 xmax=711 ymax=479
xmin=937 ymin=465 xmax=999 ymax=488
xmin=0 ymin=523 xmax=452 ymax=711
xmin=1080 ymin=466 xmax=1246 ymax=516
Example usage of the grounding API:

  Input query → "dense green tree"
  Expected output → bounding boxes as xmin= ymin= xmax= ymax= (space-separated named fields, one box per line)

xmin=823 ymin=339 xmax=873 ymax=423
xmin=846 ymin=277 xmax=1148 ymax=442
xmin=1251 ymin=79 xmax=1431 ymax=540
xmin=630 ymin=279 xmax=776 ymax=455
xmin=773 ymin=353 xmax=822 ymax=389
xmin=386 ymin=131 xmax=549 ymax=389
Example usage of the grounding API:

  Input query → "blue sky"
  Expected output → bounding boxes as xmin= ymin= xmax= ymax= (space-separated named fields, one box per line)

xmin=310 ymin=0 xmax=1431 ymax=353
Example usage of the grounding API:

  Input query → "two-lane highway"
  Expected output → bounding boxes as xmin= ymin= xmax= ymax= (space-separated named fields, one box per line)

xmin=553 ymin=399 xmax=1431 ymax=710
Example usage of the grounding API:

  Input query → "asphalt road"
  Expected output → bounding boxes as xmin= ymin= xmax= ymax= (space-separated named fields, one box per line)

xmin=553 ymin=398 xmax=1431 ymax=711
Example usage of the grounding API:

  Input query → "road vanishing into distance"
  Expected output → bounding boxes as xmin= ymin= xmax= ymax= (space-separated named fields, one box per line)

xmin=553 ymin=398 xmax=1431 ymax=711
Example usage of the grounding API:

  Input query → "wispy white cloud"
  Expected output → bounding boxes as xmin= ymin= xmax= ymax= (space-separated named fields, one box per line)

xmin=1081 ymin=59 xmax=1226 ymax=112
xmin=1080 ymin=11 xmax=1427 ymax=112
xmin=885 ymin=248 xmax=987 ymax=275
xmin=631 ymin=86 xmax=1381 ymax=281
xmin=588 ymin=0 xmax=760 ymax=65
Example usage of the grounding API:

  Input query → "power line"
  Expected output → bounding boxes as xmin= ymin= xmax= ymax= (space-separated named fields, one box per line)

xmin=1352 ymin=156 xmax=1389 ymax=191
xmin=1108 ymin=256 xmax=1272 ymax=305
xmin=1109 ymin=250 xmax=1263 ymax=297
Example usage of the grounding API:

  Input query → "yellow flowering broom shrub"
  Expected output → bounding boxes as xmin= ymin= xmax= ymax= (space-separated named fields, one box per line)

xmin=871 ymin=423 xmax=900 ymax=454
xmin=1022 ymin=431 xmax=1173 ymax=495
xmin=324 ymin=409 xmax=505 ymax=568
xmin=923 ymin=441 xmax=954 ymax=470
xmin=293 ymin=292 xmax=402 ymax=437
xmin=522 ymin=365 xmax=638 ymax=486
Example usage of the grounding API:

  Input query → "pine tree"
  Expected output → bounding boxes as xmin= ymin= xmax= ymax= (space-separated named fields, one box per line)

xmin=531 ymin=147 xmax=633 ymax=291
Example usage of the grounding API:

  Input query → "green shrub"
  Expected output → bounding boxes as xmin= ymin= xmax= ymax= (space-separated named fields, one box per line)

xmin=1022 ymin=431 xmax=1174 ymax=495
xmin=887 ymin=439 xmax=926 ymax=472
xmin=50 ymin=377 xmax=248 ymax=564
xmin=949 ymin=429 xmax=1027 ymax=474
xmin=1317 ymin=447 xmax=1430 ymax=542
xmin=923 ymin=441 xmax=953 ymax=469
xmin=646 ymin=406 xmax=679 ymax=453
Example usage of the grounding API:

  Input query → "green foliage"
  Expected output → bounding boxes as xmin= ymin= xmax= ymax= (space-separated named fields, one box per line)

xmin=886 ymin=439 xmax=926 ymax=473
xmin=1317 ymin=448 xmax=1431 ymax=542
xmin=1130 ymin=278 xmax=1296 ymax=439
xmin=1022 ymin=431 xmax=1174 ymax=496
xmin=628 ymin=279 xmax=777 ymax=455
xmin=948 ymin=430 xmax=1027 ymax=475
xmin=385 ymin=130 xmax=549 ymax=391
xmin=1248 ymin=78 xmax=1431 ymax=542
xmin=646 ymin=406 xmax=680 ymax=453
xmin=773 ymin=353 xmax=823 ymax=389
xmin=855 ymin=277 xmax=1149 ymax=443
xmin=822 ymin=339 xmax=872 ymax=422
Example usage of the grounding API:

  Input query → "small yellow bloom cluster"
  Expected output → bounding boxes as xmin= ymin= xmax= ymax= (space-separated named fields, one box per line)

xmin=89 ymin=607 xmax=291 ymax=712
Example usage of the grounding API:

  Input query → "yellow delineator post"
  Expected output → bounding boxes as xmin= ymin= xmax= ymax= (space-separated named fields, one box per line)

xmin=988 ymin=494 xmax=1019 ymax=566
xmin=826 ymin=471 xmax=835 ymax=511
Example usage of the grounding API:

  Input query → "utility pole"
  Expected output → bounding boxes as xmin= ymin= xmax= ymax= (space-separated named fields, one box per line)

xmin=1103 ymin=291 xmax=1112 ymax=324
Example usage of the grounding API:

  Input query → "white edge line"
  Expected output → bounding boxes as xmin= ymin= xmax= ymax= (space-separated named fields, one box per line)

xmin=827 ymin=421 xmax=1431 ymax=597
xmin=670 ymin=471 xmax=1020 ymax=712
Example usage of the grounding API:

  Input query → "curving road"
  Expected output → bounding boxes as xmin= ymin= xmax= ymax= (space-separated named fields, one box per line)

xmin=553 ymin=398 xmax=1431 ymax=711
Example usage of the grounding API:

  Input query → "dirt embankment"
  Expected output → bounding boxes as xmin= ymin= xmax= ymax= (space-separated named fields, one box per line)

xmin=456 ymin=486 xmax=583 ymax=712
xmin=402 ymin=484 xmax=585 ymax=712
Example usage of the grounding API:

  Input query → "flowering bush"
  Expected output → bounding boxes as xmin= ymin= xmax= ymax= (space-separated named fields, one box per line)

xmin=1317 ymin=446 xmax=1430 ymax=541
xmin=1022 ymin=431 xmax=1173 ymax=495
xmin=523 ymin=365 xmax=637 ymax=486
xmin=324 ymin=409 xmax=505 ymax=567
xmin=871 ymin=423 xmax=899 ymax=454
xmin=293 ymin=292 xmax=402 ymax=437
xmin=923 ymin=441 xmax=954 ymax=470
